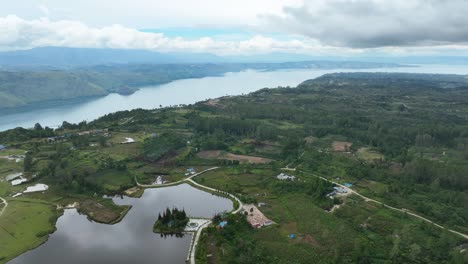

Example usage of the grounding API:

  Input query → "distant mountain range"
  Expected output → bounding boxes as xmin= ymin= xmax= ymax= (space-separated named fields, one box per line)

xmin=0 ymin=47 xmax=467 ymax=68
xmin=0 ymin=58 xmax=403 ymax=109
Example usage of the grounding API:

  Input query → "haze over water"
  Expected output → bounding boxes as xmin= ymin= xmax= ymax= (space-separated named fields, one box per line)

xmin=0 ymin=64 xmax=467 ymax=132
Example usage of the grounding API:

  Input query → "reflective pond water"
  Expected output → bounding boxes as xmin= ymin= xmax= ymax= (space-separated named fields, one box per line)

xmin=9 ymin=184 xmax=232 ymax=264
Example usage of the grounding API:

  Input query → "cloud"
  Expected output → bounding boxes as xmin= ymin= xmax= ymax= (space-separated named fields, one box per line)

xmin=0 ymin=15 xmax=324 ymax=55
xmin=1 ymin=14 xmax=468 ymax=57
xmin=262 ymin=0 xmax=468 ymax=48
xmin=38 ymin=4 xmax=50 ymax=16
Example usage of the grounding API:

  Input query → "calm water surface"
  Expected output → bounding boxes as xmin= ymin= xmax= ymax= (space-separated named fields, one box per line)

xmin=9 ymin=184 xmax=233 ymax=264
xmin=1 ymin=64 xmax=467 ymax=131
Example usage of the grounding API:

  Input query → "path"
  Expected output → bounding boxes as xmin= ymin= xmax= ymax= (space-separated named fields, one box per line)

xmin=187 ymin=220 xmax=211 ymax=264
xmin=135 ymin=166 xmax=244 ymax=263
xmin=135 ymin=167 xmax=219 ymax=188
xmin=0 ymin=196 xmax=8 ymax=217
xmin=296 ymin=169 xmax=468 ymax=240
xmin=185 ymin=172 xmax=244 ymax=264
xmin=187 ymin=178 xmax=243 ymax=214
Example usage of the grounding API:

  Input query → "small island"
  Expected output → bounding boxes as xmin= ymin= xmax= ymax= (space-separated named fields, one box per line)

xmin=153 ymin=208 xmax=189 ymax=234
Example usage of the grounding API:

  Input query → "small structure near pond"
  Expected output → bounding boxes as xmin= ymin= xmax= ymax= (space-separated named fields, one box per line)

xmin=121 ymin=137 xmax=136 ymax=144
xmin=153 ymin=175 xmax=167 ymax=185
xmin=24 ymin=184 xmax=49 ymax=193
xmin=277 ymin=173 xmax=296 ymax=181
xmin=184 ymin=219 xmax=211 ymax=232
xmin=5 ymin=172 xmax=23 ymax=182
xmin=11 ymin=177 xmax=28 ymax=186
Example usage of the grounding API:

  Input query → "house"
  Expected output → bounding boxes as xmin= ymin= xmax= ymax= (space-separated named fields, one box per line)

xmin=277 ymin=173 xmax=296 ymax=181
xmin=344 ymin=183 xmax=353 ymax=188
xmin=187 ymin=168 xmax=196 ymax=175
xmin=258 ymin=202 xmax=267 ymax=207
xmin=218 ymin=221 xmax=228 ymax=228
xmin=24 ymin=184 xmax=49 ymax=193
xmin=0 ymin=145 xmax=6 ymax=151
xmin=11 ymin=177 xmax=28 ymax=186
xmin=121 ymin=137 xmax=135 ymax=144
xmin=334 ymin=186 xmax=347 ymax=194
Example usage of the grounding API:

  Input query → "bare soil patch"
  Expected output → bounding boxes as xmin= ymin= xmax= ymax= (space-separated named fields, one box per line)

xmin=242 ymin=204 xmax=273 ymax=228
xmin=79 ymin=200 xmax=122 ymax=224
xmin=204 ymin=99 xmax=225 ymax=108
xmin=332 ymin=141 xmax=353 ymax=152
xmin=225 ymin=153 xmax=272 ymax=164
xmin=197 ymin=150 xmax=222 ymax=159
xmin=197 ymin=150 xmax=272 ymax=164
xmin=301 ymin=234 xmax=321 ymax=247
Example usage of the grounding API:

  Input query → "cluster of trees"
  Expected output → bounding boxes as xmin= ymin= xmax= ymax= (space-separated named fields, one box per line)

xmin=143 ymin=132 xmax=186 ymax=161
xmin=198 ymin=213 xmax=272 ymax=263
xmin=154 ymin=207 xmax=189 ymax=234
xmin=0 ymin=124 xmax=55 ymax=142
xmin=189 ymin=116 xmax=259 ymax=137
xmin=272 ymin=176 xmax=335 ymax=209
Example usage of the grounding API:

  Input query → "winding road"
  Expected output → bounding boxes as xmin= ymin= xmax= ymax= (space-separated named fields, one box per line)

xmin=298 ymin=170 xmax=468 ymax=240
xmin=186 ymin=173 xmax=243 ymax=264
xmin=135 ymin=167 xmax=220 ymax=188
xmin=135 ymin=166 xmax=244 ymax=264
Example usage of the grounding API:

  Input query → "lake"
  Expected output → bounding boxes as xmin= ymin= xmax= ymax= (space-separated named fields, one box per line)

xmin=1 ymin=64 xmax=467 ymax=132
xmin=8 ymin=184 xmax=233 ymax=264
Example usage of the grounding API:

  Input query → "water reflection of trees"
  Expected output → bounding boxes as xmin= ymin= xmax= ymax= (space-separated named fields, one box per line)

xmin=159 ymin=233 xmax=185 ymax=238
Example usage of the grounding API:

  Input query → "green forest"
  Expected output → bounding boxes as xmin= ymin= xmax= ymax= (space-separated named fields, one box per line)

xmin=0 ymin=72 xmax=467 ymax=263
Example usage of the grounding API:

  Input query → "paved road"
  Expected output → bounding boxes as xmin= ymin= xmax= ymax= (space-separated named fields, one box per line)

xmin=0 ymin=196 xmax=7 ymax=217
xmin=135 ymin=166 xmax=244 ymax=264
xmin=297 ymin=170 xmax=468 ymax=240
xmin=188 ymin=220 xmax=212 ymax=264
xmin=185 ymin=170 xmax=244 ymax=264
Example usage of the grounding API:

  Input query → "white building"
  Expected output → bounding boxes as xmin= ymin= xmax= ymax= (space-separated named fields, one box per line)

xmin=277 ymin=173 xmax=296 ymax=181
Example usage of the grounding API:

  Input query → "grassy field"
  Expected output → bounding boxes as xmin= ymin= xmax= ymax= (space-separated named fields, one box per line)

xmin=0 ymin=200 xmax=61 ymax=263
xmin=356 ymin=148 xmax=384 ymax=162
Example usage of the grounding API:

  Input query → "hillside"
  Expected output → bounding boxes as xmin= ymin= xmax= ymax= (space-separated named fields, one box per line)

xmin=0 ymin=61 xmax=403 ymax=109
xmin=0 ymin=73 xmax=467 ymax=263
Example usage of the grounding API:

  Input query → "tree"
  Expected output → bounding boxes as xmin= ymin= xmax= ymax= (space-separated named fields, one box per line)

xmin=34 ymin=123 xmax=43 ymax=131
xmin=24 ymin=153 xmax=33 ymax=172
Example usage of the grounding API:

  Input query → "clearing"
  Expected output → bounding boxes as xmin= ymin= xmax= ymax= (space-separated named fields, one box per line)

xmin=197 ymin=150 xmax=272 ymax=164
xmin=332 ymin=141 xmax=353 ymax=152
xmin=356 ymin=147 xmax=384 ymax=162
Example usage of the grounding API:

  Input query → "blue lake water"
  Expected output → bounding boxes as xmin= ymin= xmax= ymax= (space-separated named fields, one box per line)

xmin=1 ymin=64 xmax=467 ymax=132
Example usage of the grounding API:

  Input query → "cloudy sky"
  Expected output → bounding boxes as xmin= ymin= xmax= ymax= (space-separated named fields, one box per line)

xmin=1 ymin=0 xmax=468 ymax=56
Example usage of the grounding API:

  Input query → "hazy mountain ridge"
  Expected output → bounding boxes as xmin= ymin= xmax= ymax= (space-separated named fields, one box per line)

xmin=0 ymin=60 xmax=404 ymax=110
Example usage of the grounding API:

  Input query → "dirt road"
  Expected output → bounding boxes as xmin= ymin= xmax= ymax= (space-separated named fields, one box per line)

xmin=298 ymin=170 xmax=468 ymax=240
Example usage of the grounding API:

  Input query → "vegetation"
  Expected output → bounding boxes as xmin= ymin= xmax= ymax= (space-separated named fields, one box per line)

xmin=0 ymin=200 xmax=61 ymax=262
xmin=0 ymin=61 xmax=400 ymax=109
xmin=153 ymin=207 xmax=189 ymax=234
xmin=1 ymin=72 xmax=467 ymax=263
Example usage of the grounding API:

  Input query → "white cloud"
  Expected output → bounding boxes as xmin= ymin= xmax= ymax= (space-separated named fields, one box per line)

xmin=0 ymin=15 xmax=328 ymax=55
xmin=1 ymin=0 xmax=302 ymax=28
xmin=38 ymin=4 xmax=50 ymax=16
xmin=1 ymin=14 xmax=468 ymax=57
xmin=263 ymin=0 xmax=468 ymax=48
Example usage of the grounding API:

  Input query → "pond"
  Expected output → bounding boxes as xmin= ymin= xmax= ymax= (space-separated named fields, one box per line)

xmin=8 ymin=184 xmax=232 ymax=264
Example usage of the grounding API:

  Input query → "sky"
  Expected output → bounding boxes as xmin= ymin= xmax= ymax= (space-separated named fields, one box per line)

xmin=1 ymin=0 xmax=468 ymax=56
